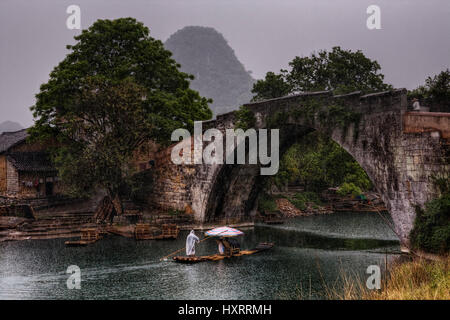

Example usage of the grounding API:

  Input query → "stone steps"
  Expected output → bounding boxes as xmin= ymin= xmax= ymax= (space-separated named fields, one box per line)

xmin=31 ymin=217 xmax=93 ymax=224
xmin=11 ymin=228 xmax=91 ymax=237
xmin=18 ymin=222 xmax=96 ymax=232
xmin=34 ymin=211 xmax=94 ymax=219
xmin=1 ymin=208 xmax=98 ymax=241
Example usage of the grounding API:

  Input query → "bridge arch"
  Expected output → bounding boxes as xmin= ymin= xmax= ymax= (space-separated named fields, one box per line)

xmin=149 ymin=89 xmax=449 ymax=249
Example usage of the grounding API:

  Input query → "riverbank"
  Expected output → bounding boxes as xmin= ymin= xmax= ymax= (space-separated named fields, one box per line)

xmin=322 ymin=255 xmax=449 ymax=300
xmin=259 ymin=189 xmax=387 ymax=220
xmin=0 ymin=197 xmax=255 ymax=242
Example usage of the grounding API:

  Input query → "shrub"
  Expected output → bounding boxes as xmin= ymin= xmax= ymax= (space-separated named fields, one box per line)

xmin=410 ymin=193 xmax=450 ymax=254
xmin=234 ymin=105 xmax=256 ymax=130
xmin=337 ymin=182 xmax=362 ymax=197
xmin=290 ymin=192 xmax=322 ymax=211
xmin=258 ymin=193 xmax=278 ymax=212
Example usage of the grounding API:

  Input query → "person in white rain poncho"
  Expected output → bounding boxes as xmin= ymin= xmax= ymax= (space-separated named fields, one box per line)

xmin=186 ymin=230 xmax=200 ymax=256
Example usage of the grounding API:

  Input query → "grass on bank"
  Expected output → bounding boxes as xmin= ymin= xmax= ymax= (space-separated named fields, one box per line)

xmin=317 ymin=256 xmax=450 ymax=300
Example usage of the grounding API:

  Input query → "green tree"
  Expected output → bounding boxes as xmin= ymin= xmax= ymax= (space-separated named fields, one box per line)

xmin=287 ymin=46 xmax=391 ymax=94
xmin=426 ymin=69 xmax=450 ymax=103
xmin=30 ymin=18 xmax=212 ymax=209
xmin=251 ymin=71 xmax=291 ymax=101
xmin=252 ymin=46 xmax=391 ymax=99
xmin=234 ymin=105 xmax=256 ymax=130
xmin=410 ymin=193 xmax=450 ymax=254
xmin=409 ymin=69 xmax=450 ymax=112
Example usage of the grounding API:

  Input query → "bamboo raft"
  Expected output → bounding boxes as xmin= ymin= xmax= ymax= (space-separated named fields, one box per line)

xmin=135 ymin=223 xmax=179 ymax=240
xmin=65 ymin=228 xmax=100 ymax=247
xmin=105 ymin=223 xmax=180 ymax=240
xmin=263 ymin=212 xmax=284 ymax=225
xmin=264 ymin=219 xmax=284 ymax=225
xmin=173 ymin=242 xmax=274 ymax=263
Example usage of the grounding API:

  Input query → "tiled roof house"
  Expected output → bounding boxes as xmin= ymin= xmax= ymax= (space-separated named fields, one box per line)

xmin=0 ymin=129 xmax=61 ymax=198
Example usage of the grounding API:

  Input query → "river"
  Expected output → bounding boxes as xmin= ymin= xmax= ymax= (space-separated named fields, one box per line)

xmin=0 ymin=211 xmax=399 ymax=300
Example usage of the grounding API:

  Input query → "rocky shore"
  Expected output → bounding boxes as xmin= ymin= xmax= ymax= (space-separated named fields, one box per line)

xmin=258 ymin=189 xmax=388 ymax=223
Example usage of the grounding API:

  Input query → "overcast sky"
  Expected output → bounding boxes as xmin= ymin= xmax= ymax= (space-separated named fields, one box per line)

xmin=1 ymin=0 xmax=449 ymax=127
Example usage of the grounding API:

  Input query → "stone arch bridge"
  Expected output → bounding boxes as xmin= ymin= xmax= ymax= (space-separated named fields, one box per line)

xmin=149 ymin=89 xmax=450 ymax=248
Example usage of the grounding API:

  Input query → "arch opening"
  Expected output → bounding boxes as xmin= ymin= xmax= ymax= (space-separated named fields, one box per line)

xmin=203 ymin=125 xmax=400 ymax=244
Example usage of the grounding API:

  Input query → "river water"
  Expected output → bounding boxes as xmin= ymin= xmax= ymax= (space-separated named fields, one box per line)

xmin=0 ymin=211 xmax=399 ymax=300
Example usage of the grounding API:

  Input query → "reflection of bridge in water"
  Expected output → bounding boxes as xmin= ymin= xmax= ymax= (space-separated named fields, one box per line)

xmin=150 ymin=89 xmax=449 ymax=248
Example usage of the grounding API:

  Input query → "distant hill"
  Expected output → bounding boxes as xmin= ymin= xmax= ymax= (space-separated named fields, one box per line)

xmin=0 ymin=121 xmax=23 ymax=133
xmin=165 ymin=26 xmax=255 ymax=116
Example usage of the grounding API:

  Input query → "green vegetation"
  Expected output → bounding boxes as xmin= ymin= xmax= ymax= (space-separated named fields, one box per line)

xmin=234 ymin=105 xmax=256 ymax=130
xmin=268 ymin=132 xmax=372 ymax=195
xmin=336 ymin=182 xmax=362 ymax=197
xmin=409 ymin=69 xmax=450 ymax=112
xmin=165 ymin=26 xmax=255 ymax=116
xmin=258 ymin=193 xmax=278 ymax=212
xmin=251 ymin=71 xmax=291 ymax=101
xmin=410 ymin=193 xmax=450 ymax=254
xmin=410 ymin=175 xmax=450 ymax=255
xmin=289 ymin=192 xmax=322 ymax=211
xmin=30 ymin=18 xmax=212 ymax=209
xmin=252 ymin=46 xmax=391 ymax=101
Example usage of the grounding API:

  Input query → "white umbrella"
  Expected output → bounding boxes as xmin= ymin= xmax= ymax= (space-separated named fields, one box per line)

xmin=205 ymin=226 xmax=244 ymax=237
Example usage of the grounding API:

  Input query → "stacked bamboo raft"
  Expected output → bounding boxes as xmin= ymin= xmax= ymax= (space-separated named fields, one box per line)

xmin=65 ymin=228 xmax=100 ymax=246
xmin=135 ymin=223 xmax=179 ymax=240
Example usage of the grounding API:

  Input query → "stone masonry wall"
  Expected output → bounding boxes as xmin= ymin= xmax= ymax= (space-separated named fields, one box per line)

xmin=0 ymin=155 xmax=6 ymax=193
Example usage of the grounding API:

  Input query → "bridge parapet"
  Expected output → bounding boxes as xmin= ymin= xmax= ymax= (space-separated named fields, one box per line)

xmin=239 ymin=89 xmax=407 ymax=128
xmin=206 ymin=89 xmax=407 ymax=131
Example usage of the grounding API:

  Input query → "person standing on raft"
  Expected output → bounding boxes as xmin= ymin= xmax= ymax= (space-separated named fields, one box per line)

xmin=186 ymin=230 xmax=200 ymax=256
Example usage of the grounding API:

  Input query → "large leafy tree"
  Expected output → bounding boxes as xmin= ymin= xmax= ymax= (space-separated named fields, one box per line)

xmin=30 ymin=18 xmax=212 ymax=207
xmin=252 ymin=46 xmax=391 ymax=101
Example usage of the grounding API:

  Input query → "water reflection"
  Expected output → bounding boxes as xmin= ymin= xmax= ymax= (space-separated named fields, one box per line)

xmin=0 ymin=212 xmax=400 ymax=300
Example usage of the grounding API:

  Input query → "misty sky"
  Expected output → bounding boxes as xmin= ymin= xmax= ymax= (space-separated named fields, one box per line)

xmin=1 ymin=0 xmax=449 ymax=127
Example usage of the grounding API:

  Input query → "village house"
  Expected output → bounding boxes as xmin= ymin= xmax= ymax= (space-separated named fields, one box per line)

xmin=0 ymin=129 xmax=63 ymax=199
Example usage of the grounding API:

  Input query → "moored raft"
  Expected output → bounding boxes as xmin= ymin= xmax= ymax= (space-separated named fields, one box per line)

xmin=135 ymin=223 xmax=179 ymax=240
